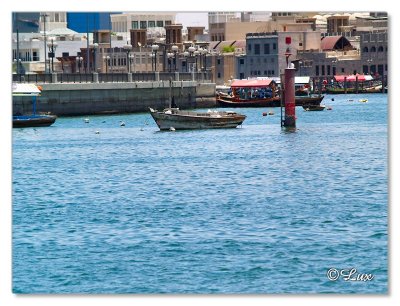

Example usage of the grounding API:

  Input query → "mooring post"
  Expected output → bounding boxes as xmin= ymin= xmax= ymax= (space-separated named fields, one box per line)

xmin=283 ymin=36 xmax=296 ymax=128
xmin=284 ymin=65 xmax=296 ymax=128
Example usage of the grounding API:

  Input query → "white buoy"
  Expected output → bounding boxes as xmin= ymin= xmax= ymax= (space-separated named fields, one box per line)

xmin=95 ymin=130 xmax=100 ymax=134
xmin=169 ymin=127 xmax=176 ymax=131
xmin=268 ymin=111 xmax=274 ymax=115
xmin=84 ymin=118 xmax=90 ymax=123
xmin=120 ymin=121 xmax=126 ymax=126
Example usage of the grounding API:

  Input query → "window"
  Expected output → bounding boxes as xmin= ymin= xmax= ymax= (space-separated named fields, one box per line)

xmin=254 ymin=44 xmax=260 ymax=55
xmin=217 ymin=59 xmax=221 ymax=65
xmin=271 ymin=70 xmax=275 ymax=75
xmin=250 ymin=58 xmax=253 ymax=64
xmin=239 ymin=58 xmax=244 ymax=65
xmin=132 ymin=21 xmax=139 ymax=29
xmin=315 ymin=65 xmax=319 ymax=76
xmin=156 ymin=21 xmax=163 ymax=27
xmin=264 ymin=43 xmax=270 ymax=54
xmin=363 ymin=46 xmax=368 ymax=52
xmin=299 ymin=42 xmax=303 ymax=47
xmin=327 ymin=65 xmax=331 ymax=75
xmin=322 ymin=65 xmax=325 ymax=76
xmin=248 ymin=44 xmax=252 ymax=53
xmin=217 ymin=72 xmax=221 ymax=78
xmin=363 ymin=65 xmax=368 ymax=74
xmin=264 ymin=70 xmax=267 ymax=75
xmin=378 ymin=65 xmax=384 ymax=75
xmin=353 ymin=70 xmax=357 ymax=75
xmin=341 ymin=68 xmax=345 ymax=73
xmin=370 ymin=46 xmax=376 ymax=52
xmin=148 ymin=21 xmax=155 ymax=28
xmin=378 ymin=46 xmax=384 ymax=52
xmin=140 ymin=21 xmax=147 ymax=29
xmin=165 ymin=20 xmax=172 ymax=25
xmin=33 ymin=51 xmax=39 ymax=61
xmin=55 ymin=13 xmax=59 ymax=22
xmin=240 ymin=73 xmax=244 ymax=79
xmin=332 ymin=66 xmax=336 ymax=75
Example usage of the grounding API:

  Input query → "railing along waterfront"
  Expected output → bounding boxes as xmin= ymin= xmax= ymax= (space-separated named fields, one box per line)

xmin=12 ymin=71 xmax=213 ymax=84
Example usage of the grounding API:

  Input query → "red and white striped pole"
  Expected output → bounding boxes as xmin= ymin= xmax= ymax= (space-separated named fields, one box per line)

xmin=283 ymin=37 xmax=296 ymax=128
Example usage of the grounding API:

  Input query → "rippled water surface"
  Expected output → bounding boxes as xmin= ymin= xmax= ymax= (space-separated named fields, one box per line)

xmin=13 ymin=94 xmax=388 ymax=293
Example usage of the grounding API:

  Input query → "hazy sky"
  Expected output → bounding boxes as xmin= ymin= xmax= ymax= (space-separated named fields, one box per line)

xmin=175 ymin=12 xmax=209 ymax=29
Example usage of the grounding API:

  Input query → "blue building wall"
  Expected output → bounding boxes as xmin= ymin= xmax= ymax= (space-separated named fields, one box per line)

xmin=67 ymin=12 xmax=120 ymax=33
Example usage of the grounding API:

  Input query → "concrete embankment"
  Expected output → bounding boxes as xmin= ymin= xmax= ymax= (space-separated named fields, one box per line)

xmin=13 ymin=81 xmax=216 ymax=116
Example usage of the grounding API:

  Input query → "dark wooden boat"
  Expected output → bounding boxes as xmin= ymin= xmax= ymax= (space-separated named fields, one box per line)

xmin=295 ymin=94 xmax=324 ymax=106
xmin=217 ymin=93 xmax=324 ymax=107
xmin=217 ymin=94 xmax=281 ymax=107
xmin=302 ymin=104 xmax=326 ymax=111
xmin=149 ymin=108 xmax=246 ymax=130
xmin=13 ymin=115 xmax=57 ymax=128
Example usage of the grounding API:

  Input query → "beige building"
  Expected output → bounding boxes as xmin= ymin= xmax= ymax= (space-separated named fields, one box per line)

xmin=110 ymin=13 xmax=175 ymax=34
xmin=210 ymin=21 xmax=270 ymax=41
xmin=39 ymin=12 xmax=67 ymax=32
xmin=327 ymin=15 xmax=350 ymax=34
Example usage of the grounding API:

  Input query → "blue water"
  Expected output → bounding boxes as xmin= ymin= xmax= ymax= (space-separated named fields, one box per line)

xmin=12 ymin=94 xmax=388 ymax=294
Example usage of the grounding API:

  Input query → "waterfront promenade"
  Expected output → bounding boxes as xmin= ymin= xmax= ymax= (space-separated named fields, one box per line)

xmin=12 ymin=72 xmax=216 ymax=116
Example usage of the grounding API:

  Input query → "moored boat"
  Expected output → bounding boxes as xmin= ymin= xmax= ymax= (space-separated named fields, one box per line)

xmin=13 ymin=114 xmax=57 ymax=128
xmin=302 ymin=104 xmax=326 ymax=111
xmin=149 ymin=108 xmax=246 ymax=130
xmin=13 ymin=83 xmax=57 ymax=128
xmin=216 ymin=78 xmax=324 ymax=107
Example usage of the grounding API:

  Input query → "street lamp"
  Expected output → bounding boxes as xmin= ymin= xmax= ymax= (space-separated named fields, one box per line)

xmin=41 ymin=13 xmax=48 ymax=73
xmin=188 ymin=46 xmax=195 ymax=72
xmin=47 ymin=38 xmax=57 ymax=73
xmin=183 ymin=51 xmax=189 ymax=72
xmin=129 ymin=53 xmax=135 ymax=73
xmin=171 ymin=45 xmax=179 ymax=71
xmin=14 ymin=59 xmax=22 ymax=81
xmin=167 ymin=52 xmax=174 ymax=72
xmin=151 ymin=44 xmax=159 ymax=72
xmin=76 ymin=56 xmax=83 ymax=74
xmin=331 ymin=59 xmax=338 ymax=76
xmin=123 ymin=44 xmax=132 ymax=73
xmin=90 ymin=43 xmax=99 ymax=72
xmin=103 ymin=55 xmax=110 ymax=73
xmin=201 ymin=48 xmax=208 ymax=71
xmin=193 ymin=49 xmax=200 ymax=72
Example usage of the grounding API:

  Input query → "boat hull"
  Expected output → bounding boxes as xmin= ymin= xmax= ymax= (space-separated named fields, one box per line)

xmin=13 ymin=115 xmax=57 ymax=128
xmin=150 ymin=110 xmax=246 ymax=130
xmin=302 ymin=105 xmax=326 ymax=111
xmin=217 ymin=95 xmax=323 ymax=107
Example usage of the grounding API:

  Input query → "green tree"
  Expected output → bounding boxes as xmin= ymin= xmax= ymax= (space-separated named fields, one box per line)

xmin=222 ymin=46 xmax=235 ymax=53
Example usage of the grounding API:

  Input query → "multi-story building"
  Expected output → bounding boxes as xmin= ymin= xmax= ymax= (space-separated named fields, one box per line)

xmin=237 ymin=33 xmax=279 ymax=79
xmin=110 ymin=13 xmax=175 ymax=39
xmin=236 ymin=30 xmax=321 ymax=79
xmin=40 ymin=12 xmax=67 ymax=32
